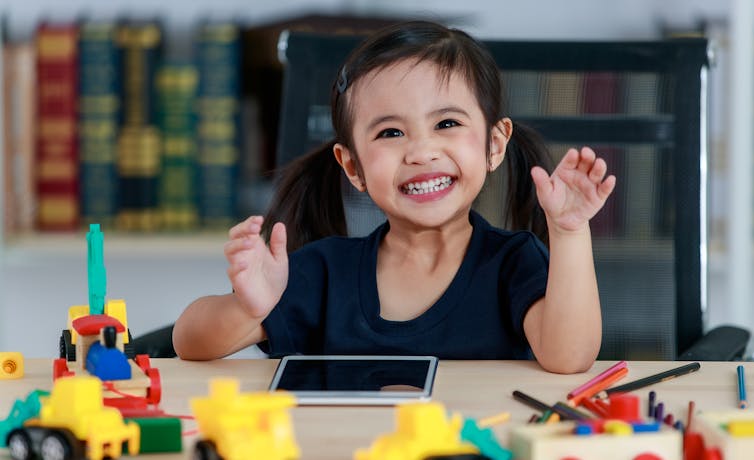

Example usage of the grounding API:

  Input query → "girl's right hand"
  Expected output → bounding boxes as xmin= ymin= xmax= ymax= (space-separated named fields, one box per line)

xmin=224 ymin=216 xmax=288 ymax=319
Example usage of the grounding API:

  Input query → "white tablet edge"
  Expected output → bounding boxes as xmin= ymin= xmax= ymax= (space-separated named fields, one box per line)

xmin=268 ymin=355 xmax=439 ymax=406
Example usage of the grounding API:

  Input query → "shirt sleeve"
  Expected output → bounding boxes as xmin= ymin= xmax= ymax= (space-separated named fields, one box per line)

xmin=258 ymin=249 xmax=327 ymax=358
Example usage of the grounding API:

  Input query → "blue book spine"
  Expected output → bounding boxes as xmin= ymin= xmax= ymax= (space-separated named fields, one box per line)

xmin=195 ymin=23 xmax=241 ymax=230
xmin=78 ymin=21 xmax=122 ymax=229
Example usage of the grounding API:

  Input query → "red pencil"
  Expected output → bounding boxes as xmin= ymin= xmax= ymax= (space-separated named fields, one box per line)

xmin=567 ymin=361 xmax=628 ymax=400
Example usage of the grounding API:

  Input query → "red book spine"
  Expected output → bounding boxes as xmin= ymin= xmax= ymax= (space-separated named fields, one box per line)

xmin=35 ymin=23 xmax=79 ymax=231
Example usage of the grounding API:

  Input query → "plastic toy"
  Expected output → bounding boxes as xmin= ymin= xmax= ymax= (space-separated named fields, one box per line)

xmin=5 ymin=375 xmax=139 ymax=460
xmin=509 ymin=394 xmax=682 ymax=460
xmin=354 ymin=401 xmax=495 ymax=460
xmin=191 ymin=378 xmax=300 ymax=460
xmin=54 ymin=224 xmax=161 ymax=408
xmin=687 ymin=410 xmax=754 ymax=459
xmin=0 ymin=352 xmax=24 ymax=379
xmin=0 ymin=389 xmax=49 ymax=447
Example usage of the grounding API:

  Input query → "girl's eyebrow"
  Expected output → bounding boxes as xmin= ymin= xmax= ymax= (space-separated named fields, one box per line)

xmin=366 ymin=115 xmax=402 ymax=132
xmin=431 ymin=106 xmax=470 ymax=118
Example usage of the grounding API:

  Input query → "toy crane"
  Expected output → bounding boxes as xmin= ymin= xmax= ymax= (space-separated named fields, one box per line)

xmin=55 ymin=224 xmax=161 ymax=409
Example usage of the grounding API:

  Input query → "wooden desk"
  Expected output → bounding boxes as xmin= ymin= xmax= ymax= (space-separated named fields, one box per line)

xmin=0 ymin=359 xmax=748 ymax=459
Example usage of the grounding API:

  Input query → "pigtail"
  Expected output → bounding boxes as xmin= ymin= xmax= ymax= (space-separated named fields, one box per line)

xmin=503 ymin=122 xmax=554 ymax=246
xmin=261 ymin=140 xmax=347 ymax=252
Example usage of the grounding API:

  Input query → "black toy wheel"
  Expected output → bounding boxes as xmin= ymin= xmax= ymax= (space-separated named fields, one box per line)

xmin=7 ymin=429 xmax=33 ymax=460
xmin=193 ymin=440 xmax=221 ymax=460
xmin=40 ymin=431 xmax=74 ymax=460
xmin=123 ymin=329 xmax=136 ymax=359
xmin=59 ymin=330 xmax=75 ymax=362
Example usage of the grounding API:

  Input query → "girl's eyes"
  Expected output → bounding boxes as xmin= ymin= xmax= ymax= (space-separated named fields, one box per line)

xmin=374 ymin=119 xmax=460 ymax=139
xmin=376 ymin=128 xmax=404 ymax=139
xmin=436 ymin=119 xmax=460 ymax=129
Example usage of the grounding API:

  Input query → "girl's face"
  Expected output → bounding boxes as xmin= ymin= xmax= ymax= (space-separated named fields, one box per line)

xmin=335 ymin=59 xmax=509 ymax=231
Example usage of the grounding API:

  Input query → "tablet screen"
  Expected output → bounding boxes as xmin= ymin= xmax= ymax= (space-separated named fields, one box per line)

xmin=268 ymin=355 xmax=438 ymax=405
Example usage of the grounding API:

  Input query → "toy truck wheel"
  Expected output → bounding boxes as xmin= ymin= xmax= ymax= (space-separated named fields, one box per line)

xmin=7 ymin=429 xmax=33 ymax=460
xmin=193 ymin=440 xmax=221 ymax=460
xmin=39 ymin=430 xmax=76 ymax=460
xmin=58 ymin=330 xmax=75 ymax=361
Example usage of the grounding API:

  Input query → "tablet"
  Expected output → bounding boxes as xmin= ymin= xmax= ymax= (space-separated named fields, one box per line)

xmin=268 ymin=355 xmax=439 ymax=405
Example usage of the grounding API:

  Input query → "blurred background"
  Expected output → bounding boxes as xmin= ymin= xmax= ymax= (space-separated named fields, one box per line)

xmin=0 ymin=0 xmax=750 ymax=358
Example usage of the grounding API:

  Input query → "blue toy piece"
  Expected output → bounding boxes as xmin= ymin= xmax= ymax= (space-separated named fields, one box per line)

xmin=0 ymin=390 xmax=49 ymax=447
xmin=85 ymin=326 xmax=131 ymax=381
xmin=86 ymin=342 xmax=132 ymax=381
xmin=87 ymin=223 xmax=106 ymax=315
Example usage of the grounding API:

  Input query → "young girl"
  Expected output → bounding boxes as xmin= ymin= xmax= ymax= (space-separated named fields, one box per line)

xmin=173 ymin=21 xmax=615 ymax=374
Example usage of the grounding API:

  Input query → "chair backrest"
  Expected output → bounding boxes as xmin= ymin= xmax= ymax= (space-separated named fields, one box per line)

xmin=276 ymin=30 xmax=710 ymax=360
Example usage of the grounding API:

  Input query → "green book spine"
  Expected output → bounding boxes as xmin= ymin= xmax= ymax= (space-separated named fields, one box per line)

xmin=196 ymin=23 xmax=241 ymax=230
xmin=156 ymin=63 xmax=199 ymax=231
xmin=79 ymin=21 xmax=121 ymax=229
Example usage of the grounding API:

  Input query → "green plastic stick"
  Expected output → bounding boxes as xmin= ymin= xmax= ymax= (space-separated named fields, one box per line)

xmin=87 ymin=223 xmax=106 ymax=315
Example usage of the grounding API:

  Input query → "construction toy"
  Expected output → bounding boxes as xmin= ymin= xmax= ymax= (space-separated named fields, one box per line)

xmin=354 ymin=401 xmax=498 ymax=460
xmin=510 ymin=394 xmax=682 ymax=460
xmin=5 ymin=375 xmax=139 ymax=460
xmin=0 ymin=352 xmax=24 ymax=379
xmin=687 ymin=410 xmax=754 ymax=459
xmin=0 ymin=390 xmax=49 ymax=447
xmin=191 ymin=378 xmax=300 ymax=460
xmin=54 ymin=224 xmax=161 ymax=408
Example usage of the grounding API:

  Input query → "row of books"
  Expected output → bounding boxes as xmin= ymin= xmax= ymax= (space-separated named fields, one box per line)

xmin=3 ymin=20 xmax=243 ymax=235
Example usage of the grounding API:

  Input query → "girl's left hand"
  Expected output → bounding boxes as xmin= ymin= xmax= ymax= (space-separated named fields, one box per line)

xmin=531 ymin=146 xmax=616 ymax=233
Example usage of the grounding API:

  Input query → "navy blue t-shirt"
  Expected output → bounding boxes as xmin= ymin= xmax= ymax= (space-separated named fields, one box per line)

xmin=259 ymin=211 xmax=549 ymax=359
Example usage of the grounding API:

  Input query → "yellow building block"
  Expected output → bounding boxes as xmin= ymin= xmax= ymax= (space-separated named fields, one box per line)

xmin=0 ymin=352 xmax=24 ymax=379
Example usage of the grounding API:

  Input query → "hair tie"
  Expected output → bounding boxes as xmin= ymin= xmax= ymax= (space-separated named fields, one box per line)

xmin=336 ymin=67 xmax=348 ymax=94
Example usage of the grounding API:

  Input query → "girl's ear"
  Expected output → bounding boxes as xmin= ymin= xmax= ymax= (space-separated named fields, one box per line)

xmin=488 ymin=118 xmax=513 ymax=172
xmin=333 ymin=143 xmax=366 ymax=191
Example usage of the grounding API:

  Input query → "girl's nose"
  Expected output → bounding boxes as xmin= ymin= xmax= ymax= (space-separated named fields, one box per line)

xmin=404 ymin=137 xmax=440 ymax=164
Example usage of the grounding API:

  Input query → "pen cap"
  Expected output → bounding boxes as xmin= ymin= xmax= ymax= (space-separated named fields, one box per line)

xmin=607 ymin=394 xmax=640 ymax=421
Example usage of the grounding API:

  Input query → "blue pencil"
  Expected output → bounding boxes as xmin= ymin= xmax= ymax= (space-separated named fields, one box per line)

xmin=738 ymin=365 xmax=748 ymax=409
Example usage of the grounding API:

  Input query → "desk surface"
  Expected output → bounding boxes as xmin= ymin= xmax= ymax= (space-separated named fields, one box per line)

xmin=0 ymin=359 xmax=748 ymax=459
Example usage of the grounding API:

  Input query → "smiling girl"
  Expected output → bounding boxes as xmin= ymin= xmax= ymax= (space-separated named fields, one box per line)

xmin=173 ymin=21 xmax=615 ymax=374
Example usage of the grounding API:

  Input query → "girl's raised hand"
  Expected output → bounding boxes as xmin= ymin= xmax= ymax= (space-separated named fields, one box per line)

xmin=530 ymin=146 xmax=616 ymax=233
xmin=224 ymin=216 xmax=289 ymax=319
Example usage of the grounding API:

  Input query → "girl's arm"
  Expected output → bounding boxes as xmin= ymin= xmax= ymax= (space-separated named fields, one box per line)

xmin=173 ymin=292 xmax=267 ymax=360
xmin=173 ymin=216 xmax=289 ymax=360
xmin=524 ymin=147 xmax=616 ymax=374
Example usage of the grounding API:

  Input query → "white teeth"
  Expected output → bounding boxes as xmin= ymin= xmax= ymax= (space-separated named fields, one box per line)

xmin=403 ymin=176 xmax=453 ymax=195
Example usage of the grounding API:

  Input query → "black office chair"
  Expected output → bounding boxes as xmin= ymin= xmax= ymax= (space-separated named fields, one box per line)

xmin=274 ymin=30 xmax=750 ymax=361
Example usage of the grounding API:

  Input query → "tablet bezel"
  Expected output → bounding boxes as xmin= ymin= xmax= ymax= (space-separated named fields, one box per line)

xmin=268 ymin=355 xmax=439 ymax=405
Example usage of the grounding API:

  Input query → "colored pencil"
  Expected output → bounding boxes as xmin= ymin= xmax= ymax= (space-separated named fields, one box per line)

xmin=597 ymin=362 xmax=701 ymax=398
xmin=738 ymin=365 xmax=748 ymax=409
xmin=566 ymin=360 xmax=627 ymax=399
xmin=512 ymin=390 xmax=554 ymax=413
xmin=568 ymin=367 xmax=629 ymax=406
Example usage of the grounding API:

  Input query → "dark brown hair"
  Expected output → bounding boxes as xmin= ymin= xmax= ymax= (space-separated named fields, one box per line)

xmin=263 ymin=21 xmax=552 ymax=251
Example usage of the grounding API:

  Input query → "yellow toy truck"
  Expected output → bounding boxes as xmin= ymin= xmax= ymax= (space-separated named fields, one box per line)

xmin=191 ymin=378 xmax=300 ymax=460
xmin=5 ymin=375 xmax=140 ymax=460
xmin=354 ymin=401 xmax=490 ymax=460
